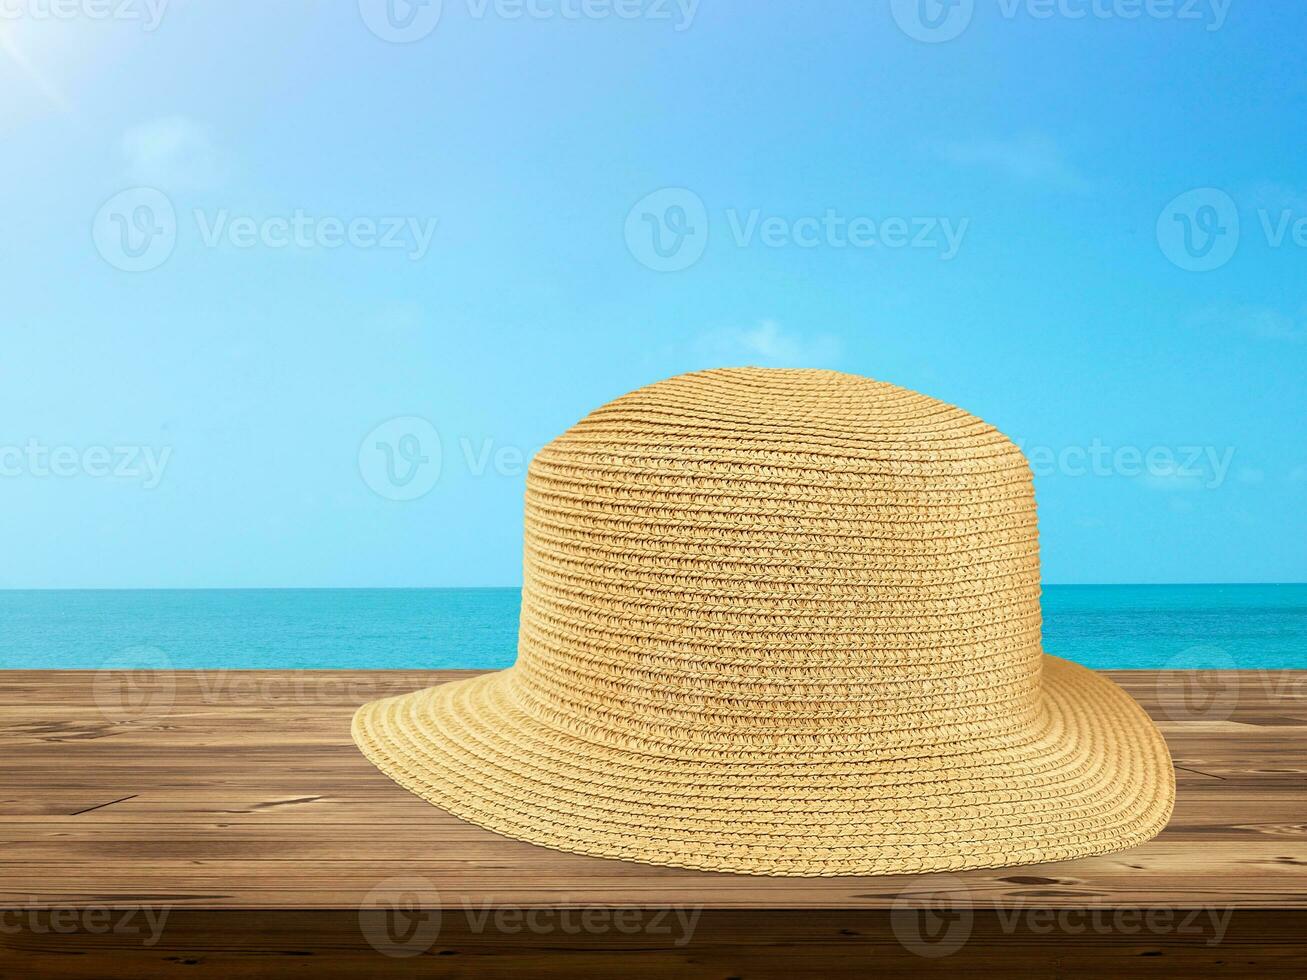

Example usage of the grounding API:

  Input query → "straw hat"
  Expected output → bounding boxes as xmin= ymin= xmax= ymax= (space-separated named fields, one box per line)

xmin=353 ymin=368 xmax=1174 ymax=876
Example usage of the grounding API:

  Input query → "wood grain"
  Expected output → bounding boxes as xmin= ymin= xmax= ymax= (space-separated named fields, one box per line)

xmin=2 ymin=669 xmax=1305 ymax=977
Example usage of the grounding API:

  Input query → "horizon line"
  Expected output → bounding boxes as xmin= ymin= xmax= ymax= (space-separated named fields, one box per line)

xmin=0 ymin=582 xmax=1303 ymax=592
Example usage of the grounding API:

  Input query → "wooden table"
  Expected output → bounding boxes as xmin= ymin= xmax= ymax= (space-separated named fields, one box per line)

xmin=2 ymin=669 xmax=1305 ymax=977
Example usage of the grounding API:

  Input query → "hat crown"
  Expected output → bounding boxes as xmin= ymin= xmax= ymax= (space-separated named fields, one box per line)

xmin=510 ymin=368 xmax=1042 ymax=750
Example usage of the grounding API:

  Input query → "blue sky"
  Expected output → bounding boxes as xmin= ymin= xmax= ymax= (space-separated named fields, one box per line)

xmin=0 ymin=0 xmax=1303 ymax=588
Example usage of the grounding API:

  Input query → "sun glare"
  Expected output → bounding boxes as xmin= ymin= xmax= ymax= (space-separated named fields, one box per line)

xmin=0 ymin=21 xmax=72 ymax=113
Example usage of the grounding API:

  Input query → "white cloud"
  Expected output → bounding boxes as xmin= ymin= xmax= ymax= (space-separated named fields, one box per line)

xmin=938 ymin=134 xmax=1088 ymax=191
xmin=0 ymin=32 xmax=72 ymax=113
xmin=693 ymin=320 xmax=842 ymax=367
xmin=1241 ymin=309 xmax=1304 ymax=341
xmin=1186 ymin=305 xmax=1307 ymax=343
xmin=1235 ymin=467 xmax=1265 ymax=485
xmin=369 ymin=302 xmax=426 ymax=333
xmin=122 ymin=116 xmax=223 ymax=190
xmin=1247 ymin=180 xmax=1307 ymax=215
xmin=1142 ymin=471 xmax=1205 ymax=493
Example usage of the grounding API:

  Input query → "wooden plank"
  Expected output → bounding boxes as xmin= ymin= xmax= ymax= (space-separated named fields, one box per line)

xmin=4 ymin=909 xmax=1305 ymax=979
xmin=1 ymin=669 xmax=1305 ymax=977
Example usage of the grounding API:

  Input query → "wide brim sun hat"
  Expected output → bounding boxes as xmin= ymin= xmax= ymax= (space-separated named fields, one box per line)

xmin=353 ymin=368 xmax=1174 ymax=877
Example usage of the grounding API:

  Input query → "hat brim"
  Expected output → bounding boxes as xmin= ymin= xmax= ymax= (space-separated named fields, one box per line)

xmin=352 ymin=654 xmax=1174 ymax=876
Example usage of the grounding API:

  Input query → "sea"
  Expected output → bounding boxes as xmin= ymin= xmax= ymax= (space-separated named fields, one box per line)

xmin=1 ymin=584 xmax=1303 ymax=670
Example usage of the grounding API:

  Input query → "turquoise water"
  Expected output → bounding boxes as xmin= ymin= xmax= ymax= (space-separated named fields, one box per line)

xmin=1 ymin=585 xmax=1303 ymax=670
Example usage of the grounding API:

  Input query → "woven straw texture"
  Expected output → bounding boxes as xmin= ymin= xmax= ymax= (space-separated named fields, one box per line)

xmin=353 ymin=367 xmax=1175 ymax=876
